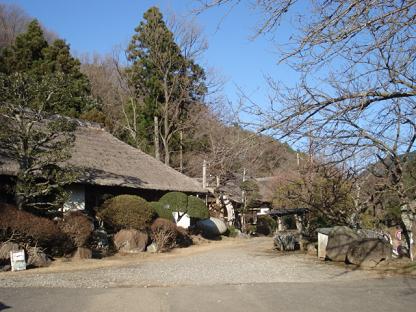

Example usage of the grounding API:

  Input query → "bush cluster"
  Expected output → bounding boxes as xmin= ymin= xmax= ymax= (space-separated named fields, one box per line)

xmin=98 ymin=195 xmax=155 ymax=231
xmin=0 ymin=203 xmax=66 ymax=252
xmin=157 ymin=192 xmax=209 ymax=220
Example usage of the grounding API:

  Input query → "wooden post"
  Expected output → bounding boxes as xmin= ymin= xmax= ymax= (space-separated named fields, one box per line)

xmin=179 ymin=131 xmax=183 ymax=173
xmin=241 ymin=168 xmax=247 ymax=232
xmin=202 ymin=160 xmax=207 ymax=189
xmin=277 ymin=217 xmax=284 ymax=231
xmin=154 ymin=116 xmax=160 ymax=161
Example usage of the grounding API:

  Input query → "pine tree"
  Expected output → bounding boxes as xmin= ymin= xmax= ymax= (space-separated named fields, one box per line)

xmin=0 ymin=20 xmax=47 ymax=74
xmin=0 ymin=19 xmax=95 ymax=117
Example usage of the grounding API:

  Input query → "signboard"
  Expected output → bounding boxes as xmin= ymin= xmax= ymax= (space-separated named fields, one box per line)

xmin=10 ymin=250 xmax=26 ymax=271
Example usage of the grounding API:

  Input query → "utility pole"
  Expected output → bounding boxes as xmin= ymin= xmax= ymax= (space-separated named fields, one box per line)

xmin=154 ymin=116 xmax=160 ymax=161
xmin=241 ymin=168 xmax=247 ymax=232
xmin=202 ymin=160 xmax=207 ymax=189
xmin=296 ymin=152 xmax=300 ymax=169
xmin=179 ymin=131 xmax=183 ymax=173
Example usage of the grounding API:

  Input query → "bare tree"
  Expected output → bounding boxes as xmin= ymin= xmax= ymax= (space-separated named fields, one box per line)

xmin=0 ymin=3 xmax=57 ymax=50
xmin=198 ymin=0 xmax=416 ymax=256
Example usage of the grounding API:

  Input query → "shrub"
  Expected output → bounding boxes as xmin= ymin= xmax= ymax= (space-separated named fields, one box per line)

xmin=176 ymin=226 xmax=192 ymax=247
xmin=246 ymin=224 xmax=257 ymax=235
xmin=187 ymin=196 xmax=209 ymax=219
xmin=59 ymin=211 xmax=94 ymax=248
xmin=159 ymin=192 xmax=188 ymax=212
xmin=99 ymin=195 xmax=155 ymax=231
xmin=158 ymin=192 xmax=209 ymax=220
xmin=151 ymin=218 xmax=177 ymax=252
xmin=227 ymin=225 xmax=239 ymax=237
xmin=256 ymin=215 xmax=277 ymax=236
xmin=0 ymin=203 xmax=66 ymax=252
xmin=150 ymin=201 xmax=174 ymax=221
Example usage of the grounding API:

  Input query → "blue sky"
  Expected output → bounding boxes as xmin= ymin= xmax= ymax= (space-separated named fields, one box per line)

xmin=3 ymin=0 xmax=299 ymax=114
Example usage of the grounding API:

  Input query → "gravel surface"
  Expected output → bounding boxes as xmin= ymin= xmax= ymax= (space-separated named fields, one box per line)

xmin=0 ymin=237 xmax=378 ymax=288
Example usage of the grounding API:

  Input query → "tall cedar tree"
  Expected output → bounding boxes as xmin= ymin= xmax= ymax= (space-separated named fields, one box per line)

xmin=0 ymin=19 xmax=95 ymax=118
xmin=126 ymin=7 xmax=206 ymax=165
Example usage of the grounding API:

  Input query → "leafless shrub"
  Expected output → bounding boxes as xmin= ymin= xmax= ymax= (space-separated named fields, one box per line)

xmin=151 ymin=218 xmax=177 ymax=252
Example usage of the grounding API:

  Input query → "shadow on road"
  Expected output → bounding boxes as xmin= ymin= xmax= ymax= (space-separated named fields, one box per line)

xmin=0 ymin=302 xmax=11 ymax=311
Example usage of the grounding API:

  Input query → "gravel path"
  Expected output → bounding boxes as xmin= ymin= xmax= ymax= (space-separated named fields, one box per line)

xmin=0 ymin=237 xmax=378 ymax=288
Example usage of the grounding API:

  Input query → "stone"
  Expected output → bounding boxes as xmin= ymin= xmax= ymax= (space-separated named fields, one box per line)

xmin=307 ymin=242 xmax=318 ymax=256
xmin=274 ymin=232 xmax=298 ymax=251
xmin=1 ymin=264 xmax=11 ymax=272
xmin=326 ymin=226 xmax=360 ymax=262
xmin=72 ymin=247 xmax=92 ymax=259
xmin=196 ymin=218 xmax=227 ymax=237
xmin=0 ymin=242 xmax=19 ymax=263
xmin=357 ymin=229 xmax=385 ymax=240
xmin=114 ymin=229 xmax=148 ymax=253
xmin=146 ymin=242 xmax=157 ymax=253
xmin=27 ymin=247 xmax=51 ymax=268
xmin=347 ymin=238 xmax=392 ymax=267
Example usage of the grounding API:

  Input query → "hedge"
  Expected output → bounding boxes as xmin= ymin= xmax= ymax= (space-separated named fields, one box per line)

xmin=99 ymin=195 xmax=155 ymax=231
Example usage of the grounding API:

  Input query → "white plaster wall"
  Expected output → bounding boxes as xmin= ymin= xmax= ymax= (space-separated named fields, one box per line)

xmin=63 ymin=184 xmax=86 ymax=211
xmin=257 ymin=208 xmax=270 ymax=215
xmin=173 ymin=211 xmax=191 ymax=229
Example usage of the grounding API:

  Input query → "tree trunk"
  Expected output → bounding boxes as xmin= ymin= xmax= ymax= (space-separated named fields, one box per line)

xmin=154 ymin=116 xmax=160 ymax=161
xmin=15 ymin=178 xmax=24 ymax=210
xmin=179 ymin=131 xmax=183 ymax=173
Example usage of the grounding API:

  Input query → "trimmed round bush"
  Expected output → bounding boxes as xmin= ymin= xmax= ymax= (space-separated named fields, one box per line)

xmin=158 ymin=192 xmax=209 ymax=220
xmin=159 ymin=192 xmax=188 ymax=212
xmin=99 ymin=195 xmax=155 ymax=231
xmin=150 ymin=201 xmax=174 ymax=221
xmin=187 ymin=195 xmax=209 ymax=219
xmin=59 ymin=211 xmax=94 ymax=248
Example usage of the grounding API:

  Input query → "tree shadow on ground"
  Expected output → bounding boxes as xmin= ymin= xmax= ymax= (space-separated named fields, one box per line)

xmin=0 ymin=302 xmax=11 ymax=311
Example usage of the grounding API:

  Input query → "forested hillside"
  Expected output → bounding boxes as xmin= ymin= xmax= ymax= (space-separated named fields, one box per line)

xmin=0 ymin=3 xmax=296 ymax=183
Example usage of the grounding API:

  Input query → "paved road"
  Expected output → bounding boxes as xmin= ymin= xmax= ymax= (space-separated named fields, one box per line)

xmin=1 ymin=278 xmax=416 ymax=312
xmin=1 ymin=237 xmax=416 ymax=311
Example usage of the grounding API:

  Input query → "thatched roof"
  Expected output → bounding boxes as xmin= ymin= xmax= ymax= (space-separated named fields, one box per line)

xmin=0 ymin=123 xmax=206 ymax=194
xmin=215 ymin=175 xmax=280 ymax=205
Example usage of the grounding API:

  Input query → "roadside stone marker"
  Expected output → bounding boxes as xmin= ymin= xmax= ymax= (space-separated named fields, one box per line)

xmin=10 ymin=250 xmax=26 ymax=271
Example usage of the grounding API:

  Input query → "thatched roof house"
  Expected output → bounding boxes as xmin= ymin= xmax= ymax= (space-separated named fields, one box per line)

xmin=0 ymin=122 xmax=206 ymax=210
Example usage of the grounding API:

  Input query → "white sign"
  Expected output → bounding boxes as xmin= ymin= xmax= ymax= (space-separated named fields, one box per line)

xmin=10 ymin=250 xmax=26 ymax=271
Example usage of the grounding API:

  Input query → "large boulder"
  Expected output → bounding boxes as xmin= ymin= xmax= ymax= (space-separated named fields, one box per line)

xmin=274 ymin=232 xmax=298 ymax=251
xmin=113 ymin=229 xmax=148 ymax=253
xmin=196 ymin=218 xmax=227 ymax=237
xmin=0 ymin=242 xmax=19 ymax=264
xmin=326 ymin=226 xmax=360 ymax=262
xmin=27 ymin=247 xmax=51 ymax=268
xmin=347 ymin=238 xmax=392 ymax=267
